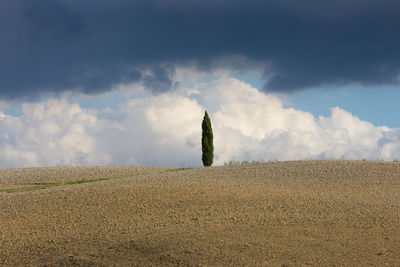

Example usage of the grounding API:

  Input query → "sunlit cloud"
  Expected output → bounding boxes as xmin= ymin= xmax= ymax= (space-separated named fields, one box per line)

xmin=0 ymin=74 xmax=399 ymax=168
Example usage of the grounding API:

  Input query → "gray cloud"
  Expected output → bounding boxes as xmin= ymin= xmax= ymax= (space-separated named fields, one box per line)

xmin=1 ymin=0 xmax=400 ymax=99
xmin=142 ymin=65 xmax=176 ymax=94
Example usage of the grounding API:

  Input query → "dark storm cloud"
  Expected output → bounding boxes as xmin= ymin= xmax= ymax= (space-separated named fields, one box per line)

xmin=1 ymin=0 xmax=400 ymax=99
xmin=142 ymin=65 xmax=175 ymax=94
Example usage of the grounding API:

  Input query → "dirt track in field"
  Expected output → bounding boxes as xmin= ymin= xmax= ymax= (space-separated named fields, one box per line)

xmin=1 ymin=160 xmax=399 ymax=266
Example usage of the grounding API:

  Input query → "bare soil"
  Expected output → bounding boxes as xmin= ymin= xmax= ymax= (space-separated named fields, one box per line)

xmin=0 ymin=160 xmax=399 ymax=266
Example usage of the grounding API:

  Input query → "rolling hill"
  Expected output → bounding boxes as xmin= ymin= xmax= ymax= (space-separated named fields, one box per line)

xmin=1 ymin=160 xmax=399 ymax=266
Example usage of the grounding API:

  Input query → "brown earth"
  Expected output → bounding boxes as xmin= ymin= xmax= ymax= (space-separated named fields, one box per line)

xmin=0 ymin=160 xmax=399 ymax=266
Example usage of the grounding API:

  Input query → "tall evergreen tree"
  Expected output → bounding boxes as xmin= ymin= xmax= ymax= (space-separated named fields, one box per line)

xmin=202 ymin=110 xmax=214 ymax=167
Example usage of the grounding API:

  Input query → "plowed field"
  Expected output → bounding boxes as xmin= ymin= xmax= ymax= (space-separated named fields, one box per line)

xmin=1 ymin=161 xmax=399 ymax=266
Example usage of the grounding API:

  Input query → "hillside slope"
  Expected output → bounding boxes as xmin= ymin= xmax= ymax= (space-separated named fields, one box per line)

xmin=1 ymin=161 xmax=399 ymax=266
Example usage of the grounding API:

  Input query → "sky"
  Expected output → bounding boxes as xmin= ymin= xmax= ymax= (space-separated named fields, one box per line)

xmin=0 ymin=0 xmax=400 ymax=168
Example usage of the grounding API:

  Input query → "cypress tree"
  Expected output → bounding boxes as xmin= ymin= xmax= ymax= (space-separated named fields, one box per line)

xmin=202 ymin=110 xmax=214 ymax=167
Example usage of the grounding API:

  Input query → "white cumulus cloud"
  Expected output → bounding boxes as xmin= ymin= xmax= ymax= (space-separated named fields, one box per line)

xmin=0 ymin=74 xmax=399 ymax=168
xmin=0 ymin=99 xmax=112 ymax=168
